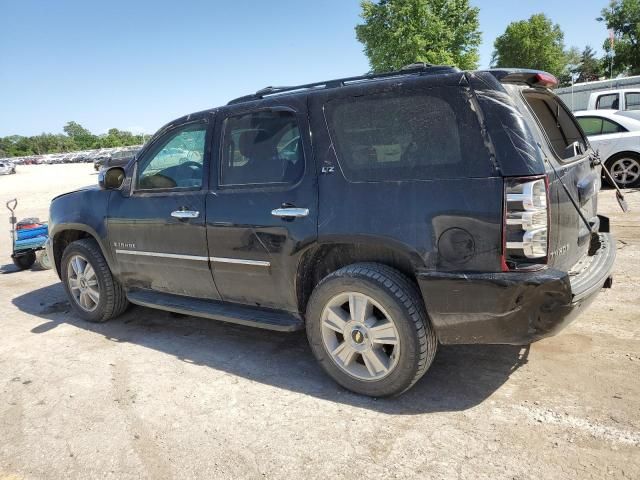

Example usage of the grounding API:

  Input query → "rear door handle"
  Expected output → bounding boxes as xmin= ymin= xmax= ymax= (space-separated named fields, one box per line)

xmin=271 ymin=207 xmax=309 ymax=218
xmin=171 ymin=210 xmax=199 ymax=219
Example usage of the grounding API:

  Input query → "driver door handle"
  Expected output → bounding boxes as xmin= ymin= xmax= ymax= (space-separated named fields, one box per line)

xmin=171 ymin=210 xmax=200 ymax=219
xmin=271 ymin=207 xmax=309 ymax=218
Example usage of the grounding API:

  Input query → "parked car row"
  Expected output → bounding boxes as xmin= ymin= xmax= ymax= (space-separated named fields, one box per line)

xmin=93 ymin=147 xmax=141 ymax=171
xmin=0 ymin=146 xmax=142 ymax=168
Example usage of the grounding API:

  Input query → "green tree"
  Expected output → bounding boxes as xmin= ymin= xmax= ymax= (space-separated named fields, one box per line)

xmin=0 ymin=123 xmax=146 ymax=158
xmin=598 ymin=0 xmax=640 ymax=75
xmin=355 ymin=0 xmax=481 ymax=73
xmin=559 ymin=46 xmax=582 ymax=86
xmin=63 ymin=121 xmax=96 ymax=150
xmin=576 ymin=46 xmax=603 ymax=82
xmin=492 ymin=14 xmax=567 ymax=78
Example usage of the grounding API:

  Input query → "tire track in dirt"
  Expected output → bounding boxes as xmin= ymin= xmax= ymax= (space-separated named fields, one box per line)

xmin=110 ymin=361 xmax=172 ymax=479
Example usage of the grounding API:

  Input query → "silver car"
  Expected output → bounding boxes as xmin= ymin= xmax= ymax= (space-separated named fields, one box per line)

xmin=0 ymin=161 xmax=16 ymax=175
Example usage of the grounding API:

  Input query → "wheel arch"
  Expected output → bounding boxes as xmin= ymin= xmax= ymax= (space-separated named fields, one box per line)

xmin=51 ymin=225 xmax=113 ymax=279
xmin=295 ymin=237 xmax=425 ymax=315
xmin=604 ymin=149 xmax=640 ymax=165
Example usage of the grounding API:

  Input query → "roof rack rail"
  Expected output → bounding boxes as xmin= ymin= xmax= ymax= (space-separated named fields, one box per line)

xmin=227 ymin=63 xmax=459 ymax=105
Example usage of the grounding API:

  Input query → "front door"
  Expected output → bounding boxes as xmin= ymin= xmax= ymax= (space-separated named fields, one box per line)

xmin=107 ymin=118 xmax=221 ymax=300
xmin=206 ymin=101 xmax=317 ymax=311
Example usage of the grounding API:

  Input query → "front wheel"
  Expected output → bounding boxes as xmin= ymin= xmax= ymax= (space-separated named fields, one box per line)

xmin=61 ymin=239 xmax=129 ymax=322
xmin=306 ymin=263 xmax=437 ymax=397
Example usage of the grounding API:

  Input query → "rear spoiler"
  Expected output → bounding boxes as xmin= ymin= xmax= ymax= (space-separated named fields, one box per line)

xmin=487 ymin=69 xmax=558 ymax=89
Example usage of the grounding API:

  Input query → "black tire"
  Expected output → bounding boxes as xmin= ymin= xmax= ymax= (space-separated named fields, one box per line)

xmin=604 ymin=153 xmax=640 ymax=189
xmin=61 ymin=238 xmax=129 ymax=322
xmin=12 ymin=251 xmax=36 ymax=270
xmin=305 ymin=263 xmax=437 ymax=397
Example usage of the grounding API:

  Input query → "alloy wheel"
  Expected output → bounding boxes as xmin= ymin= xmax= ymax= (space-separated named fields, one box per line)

xmin=66 ymin=254 xmax=100 ymax=312
xmin=610 ymin=158 xmax=640 ymax=187
xmin=320 ymin=292 xmax=400 ymax=381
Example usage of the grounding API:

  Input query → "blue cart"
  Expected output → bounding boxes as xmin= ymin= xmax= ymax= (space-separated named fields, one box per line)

xmin=6 ymin=198 xmax=52 ymax=270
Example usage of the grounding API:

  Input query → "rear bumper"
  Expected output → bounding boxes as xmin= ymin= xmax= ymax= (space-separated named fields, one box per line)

xmin=417 ymin=233 xmax=616 ymax=345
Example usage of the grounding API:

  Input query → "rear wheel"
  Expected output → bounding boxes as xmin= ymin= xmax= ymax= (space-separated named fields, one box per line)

xmin=12 ymin=251 xmax=36 ymax=270
xmin=605 ymin=154 xmax=640 ymax=188
xmin=306 ymin=263 xmax=437 ymax=397
xmin=61 ymin=239 xmax=128 ymax=322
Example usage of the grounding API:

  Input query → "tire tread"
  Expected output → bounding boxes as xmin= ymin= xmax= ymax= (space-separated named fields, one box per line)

xmin=308 ymin=262 xmax=437 ymax=396
xmin=62 ymin=238 xmax=128 ymax=322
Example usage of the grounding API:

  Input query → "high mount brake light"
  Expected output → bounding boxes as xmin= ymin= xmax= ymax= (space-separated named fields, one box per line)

xmin=535 ymin=72 xmax=558 ymax=88
xmin=503 ymin=176 xmax=550 ymax=271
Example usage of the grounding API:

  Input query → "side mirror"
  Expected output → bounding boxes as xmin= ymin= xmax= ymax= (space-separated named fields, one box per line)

xmin=99 ymin=166 xmax=126 ymax=190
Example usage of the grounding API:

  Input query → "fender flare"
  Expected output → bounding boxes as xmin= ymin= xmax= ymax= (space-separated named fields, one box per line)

xmin=50 ymin=223 xmax=116 ymax=277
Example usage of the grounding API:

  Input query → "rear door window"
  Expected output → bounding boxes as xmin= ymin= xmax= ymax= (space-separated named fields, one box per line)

xmin=596 ymin=93 xmax=619 ymax=110
xmin=523 ymin=91 xmax=587 ymax=161
xmin=601 ymin=118 xmax=627 ymax=134
xmin=577 ymin=116 xmax=627 ymax=136
xmin=220 ymin=110 xmax=304 ymax=186
xmin=324 ymin=88 xmax=493 ymax=182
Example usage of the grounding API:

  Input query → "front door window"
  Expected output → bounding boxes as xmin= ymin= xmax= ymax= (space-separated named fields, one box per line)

xmin=137 ymin=124 xmax=207 ymax=190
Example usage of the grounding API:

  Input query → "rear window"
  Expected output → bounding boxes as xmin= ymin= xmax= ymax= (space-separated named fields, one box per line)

xmin=523 ymin=91 xmax=587 ymax=161
xmin=324 ymin=88 xmax=493 ymax=182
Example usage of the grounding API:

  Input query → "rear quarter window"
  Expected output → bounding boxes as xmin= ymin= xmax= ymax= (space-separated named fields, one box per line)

xmin=324 ymin=87 xmax=493 ymax=182
xmin=523 ymin=91 xmax=587 ymax=161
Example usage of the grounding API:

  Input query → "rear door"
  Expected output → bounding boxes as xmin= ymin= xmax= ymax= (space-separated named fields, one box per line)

xmin=514 ymin=88 xmax=599 ymax=271
xmin=205 ymin=98 xmax=317 ymax=312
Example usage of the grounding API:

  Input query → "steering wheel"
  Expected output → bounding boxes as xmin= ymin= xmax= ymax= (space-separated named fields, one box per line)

xmin=179 ymin=161 xmax=202 ymax=169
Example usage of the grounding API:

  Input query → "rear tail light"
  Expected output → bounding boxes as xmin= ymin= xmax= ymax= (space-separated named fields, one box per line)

xmin=503 ymin=176 xmax=549 ymax=271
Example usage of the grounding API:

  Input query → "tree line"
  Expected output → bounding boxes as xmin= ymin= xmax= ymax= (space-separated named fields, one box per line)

xmin=0 ymin=121 xmax=145 ymax=158
xmin=356 ymin=0 xmax=640 ymax=85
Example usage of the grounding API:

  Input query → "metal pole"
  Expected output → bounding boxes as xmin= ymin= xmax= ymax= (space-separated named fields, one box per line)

xmin=571 ymin=74 xmax=575 ymax=110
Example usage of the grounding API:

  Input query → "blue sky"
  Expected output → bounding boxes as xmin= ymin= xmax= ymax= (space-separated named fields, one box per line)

xmin=0 ymin=0 xmax=609 ymax=136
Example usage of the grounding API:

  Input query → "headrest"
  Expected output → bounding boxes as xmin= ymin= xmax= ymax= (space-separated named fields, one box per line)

xmin=238 ymin=129 xmax=270 ymax=157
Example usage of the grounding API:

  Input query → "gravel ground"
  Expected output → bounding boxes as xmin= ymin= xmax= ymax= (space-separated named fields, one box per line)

xmin=1 ymin=164 xmax=639 ymax=480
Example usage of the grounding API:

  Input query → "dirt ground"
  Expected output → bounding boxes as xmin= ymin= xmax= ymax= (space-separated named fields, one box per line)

xmin=1 ymin=164 xmax=639 ymax=480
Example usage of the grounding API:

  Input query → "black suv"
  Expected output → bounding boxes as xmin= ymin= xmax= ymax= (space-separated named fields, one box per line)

xmin=47 ymin=65 xmax=616 ymax=397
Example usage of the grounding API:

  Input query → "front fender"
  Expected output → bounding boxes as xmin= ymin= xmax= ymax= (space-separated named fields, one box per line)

xmin=49 ymin=189 xmax=115 ymax=276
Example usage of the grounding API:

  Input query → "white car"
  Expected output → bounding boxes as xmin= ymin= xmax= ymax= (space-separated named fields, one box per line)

xmin=0 ymin=160 xmax=16 ymax=175
xmin=574 ymin=110 xmax=640 ymax=188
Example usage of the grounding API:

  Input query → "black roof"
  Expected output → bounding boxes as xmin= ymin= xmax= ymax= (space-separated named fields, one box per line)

xmin=227 ymin=63 xmax=460 ymax=105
